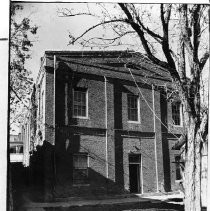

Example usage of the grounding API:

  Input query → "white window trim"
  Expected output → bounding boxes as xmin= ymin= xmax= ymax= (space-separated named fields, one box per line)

xmin=127 ymin=94 xmax=141 ymax=124
xmin=140 ymin=155 xmax=143 ymax=194
xmin=72 ymin=88 xmax=89 ymax=119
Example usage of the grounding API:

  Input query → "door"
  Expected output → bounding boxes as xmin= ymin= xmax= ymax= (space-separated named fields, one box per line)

xmin=129 ymin=154 xmax=141 ymax=193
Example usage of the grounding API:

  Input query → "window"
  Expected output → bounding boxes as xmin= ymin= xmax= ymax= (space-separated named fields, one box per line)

xmin=172 ymin=102 xmax=182 ymax=126
xmin=73 ymin=88 xmax=87 ymax=118
xmin=73 ymin=153 xmax=88 ymax=184
xmin=175 ymin=155 xmax=182 ymax=180
xmin=10 ymin=145 xmax=23 ymax=154
xmin=128 ymin=94 xmax=139 ymax=122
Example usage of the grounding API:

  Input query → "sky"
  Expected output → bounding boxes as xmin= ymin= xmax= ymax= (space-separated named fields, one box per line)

xmin=14 ymin=3 xmax=97 ymax=79
xmin=14 ymin=2 xmax=135 ymax=80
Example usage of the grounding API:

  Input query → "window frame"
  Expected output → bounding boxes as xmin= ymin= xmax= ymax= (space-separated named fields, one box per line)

xmin=73 ymin=153 xmax=89 ymax=185
xmin=127 ymin=94 xmax=140 ymax=123
xmin=9 ymin=145 xmax=23 ymax=154
xmin=174 ymin=154 xmax=182 ymax=181
xmin=171 ymin=101 xmax=183 ymax=127
xmin=72 ymin=88 xmax=88 ymax=119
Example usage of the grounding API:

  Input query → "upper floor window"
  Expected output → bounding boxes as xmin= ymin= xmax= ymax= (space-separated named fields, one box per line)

xmin=73 ymin=153 xmax=88 ymax=184
xmin=127 ymin=94 xmax=140 ymax=122
xmin=73 ymin=88 xmax=88 ymax=118
xmin=172 ymin=102 xmax=182 ymax=126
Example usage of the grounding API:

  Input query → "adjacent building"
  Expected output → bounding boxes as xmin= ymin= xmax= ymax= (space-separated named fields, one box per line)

xmin=23 ymin=50 xmax=185 ymax=199
xmin=10 ymin=133 xmax=23 ymax=163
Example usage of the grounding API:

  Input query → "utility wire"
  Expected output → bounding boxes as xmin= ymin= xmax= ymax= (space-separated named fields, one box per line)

xmin=118 ymin=52 xmax=185 ymax=140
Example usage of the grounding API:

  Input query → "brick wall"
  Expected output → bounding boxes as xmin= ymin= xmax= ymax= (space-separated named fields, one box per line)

xmin=38 ymin=57 xmax=183 ymax=198
xmin=45 ymin=68 xmax=55 ymax=145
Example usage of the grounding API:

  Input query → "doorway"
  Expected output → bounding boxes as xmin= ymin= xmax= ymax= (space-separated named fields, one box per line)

xmin=129 ymin=154 xmax=141 ymax=193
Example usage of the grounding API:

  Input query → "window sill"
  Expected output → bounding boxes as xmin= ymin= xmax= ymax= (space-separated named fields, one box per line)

xmin=127 ymin=121 xmax=141 ymax=124
xmin=73 ymin=116 xmax=89 ymax=120
xmin=73 ymin=184 xmax=90 ymax=187
xmin=172 ymin=125 xmax=183 ymax=128
xmin=175 ymin=179 xmax=183 ymax=183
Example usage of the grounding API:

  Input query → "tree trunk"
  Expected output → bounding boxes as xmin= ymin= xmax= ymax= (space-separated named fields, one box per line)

xmin=184 ymin=117 xmax=201 ymax=211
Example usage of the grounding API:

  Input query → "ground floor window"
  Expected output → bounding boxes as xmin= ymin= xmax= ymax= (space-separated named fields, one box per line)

xmin=10 ymin=145 xmax=23 ymax=154
xmin=174 ymin=155 xmax=182 ymax=180
xmin=73 ymin=153 xmax=88 ymax=184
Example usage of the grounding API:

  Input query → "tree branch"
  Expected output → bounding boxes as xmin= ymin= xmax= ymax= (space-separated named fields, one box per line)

xmin=119 ymin=3 xmax=174 ymax=72
xmin=179 ymin=4 xmax=194 ymax=67
xmin=130 ymin=6 xmax=163 ymax=44
xmin=199 ymin=51 xmax=209 ymax=70
xmin=68 ymin=19 xmax=127 ymax=45
xmin=192 ymin=5 xmax=201 ymax=63
xmin=10 ymin=86 xmax=29 ymax=108
xmin=135 ymin=17 xmax=163 ymax=44
xmin=79 ymin=31 xmax=135 ymax=47
xmin=160 ymin=4 xmax=177 ymax=73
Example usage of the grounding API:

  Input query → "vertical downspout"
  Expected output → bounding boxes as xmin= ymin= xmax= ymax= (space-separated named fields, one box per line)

xmin=54 ymin=55 xmax=56 ymax=136
xmin=53 ymin=55 xmax=57 ymax=190
xmin=104 ymin=76 xmax=108 ymax=178
xmin=65 ymin=78 xmax=68 ymax=126
xmin=152 ymin=84 xmax=159 ymax=192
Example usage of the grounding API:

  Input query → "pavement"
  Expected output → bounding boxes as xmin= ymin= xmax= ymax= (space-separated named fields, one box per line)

xmin=141 ymin=191 xmax=184 ymax=205
xmin=21 ymin=191 xmax=184 ymax=211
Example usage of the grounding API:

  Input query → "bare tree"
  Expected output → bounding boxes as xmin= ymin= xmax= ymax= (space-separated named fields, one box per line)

xmin=59 ymin=3 xmax=209 ymax=210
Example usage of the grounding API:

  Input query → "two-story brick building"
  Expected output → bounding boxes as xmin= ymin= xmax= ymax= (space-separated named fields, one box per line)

xmin=26 ymin=50 xmax=184 ymax=200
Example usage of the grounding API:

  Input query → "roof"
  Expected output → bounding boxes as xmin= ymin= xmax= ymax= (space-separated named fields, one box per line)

xmin=43 ymin=50 xmax=172 ymax=87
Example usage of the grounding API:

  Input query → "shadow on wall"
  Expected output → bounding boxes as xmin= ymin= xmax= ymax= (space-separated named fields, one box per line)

xmin=53 ymin=131 xmax=129 ymax=198
xmin=10 ymin=135 xmax=129 ymax=203
xmin=160 ymin=90 xmax=171 ymax=192
xmin=10 ymin=140 xmax=55 ymax=211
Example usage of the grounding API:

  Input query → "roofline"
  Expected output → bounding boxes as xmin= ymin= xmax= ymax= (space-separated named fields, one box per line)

xmin=44 ymin=50 xmax=135 ymax=57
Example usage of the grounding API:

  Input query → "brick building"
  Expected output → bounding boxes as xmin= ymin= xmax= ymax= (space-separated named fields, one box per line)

xmin=26 ymin=50 xmax=184 ymax=199
xmin=10 ymin=134 xmax=23 ymax=163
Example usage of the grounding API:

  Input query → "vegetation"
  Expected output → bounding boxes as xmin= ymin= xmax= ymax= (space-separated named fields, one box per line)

xmin=10 ymin=4 xmax=38 ymax=131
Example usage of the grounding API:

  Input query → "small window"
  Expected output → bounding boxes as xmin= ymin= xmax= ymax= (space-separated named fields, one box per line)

xmin=10 ymin=145 xmax=23 ymax=154
xmin=73 ymin=153 xmax=88 ymax=184
xmin=172 ymin=102 xmax=182 ymax=126
xmin=128 ymin=94 xmax=139 ymax=122
xmin=175 ymin=155 xmax=182 ymax=180
xmin=73 ymin=88 xmax=87 ymax=118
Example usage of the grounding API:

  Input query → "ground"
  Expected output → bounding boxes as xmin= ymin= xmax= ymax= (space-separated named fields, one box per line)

xmin=13 ymin=185 xmax=185 ymax=211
